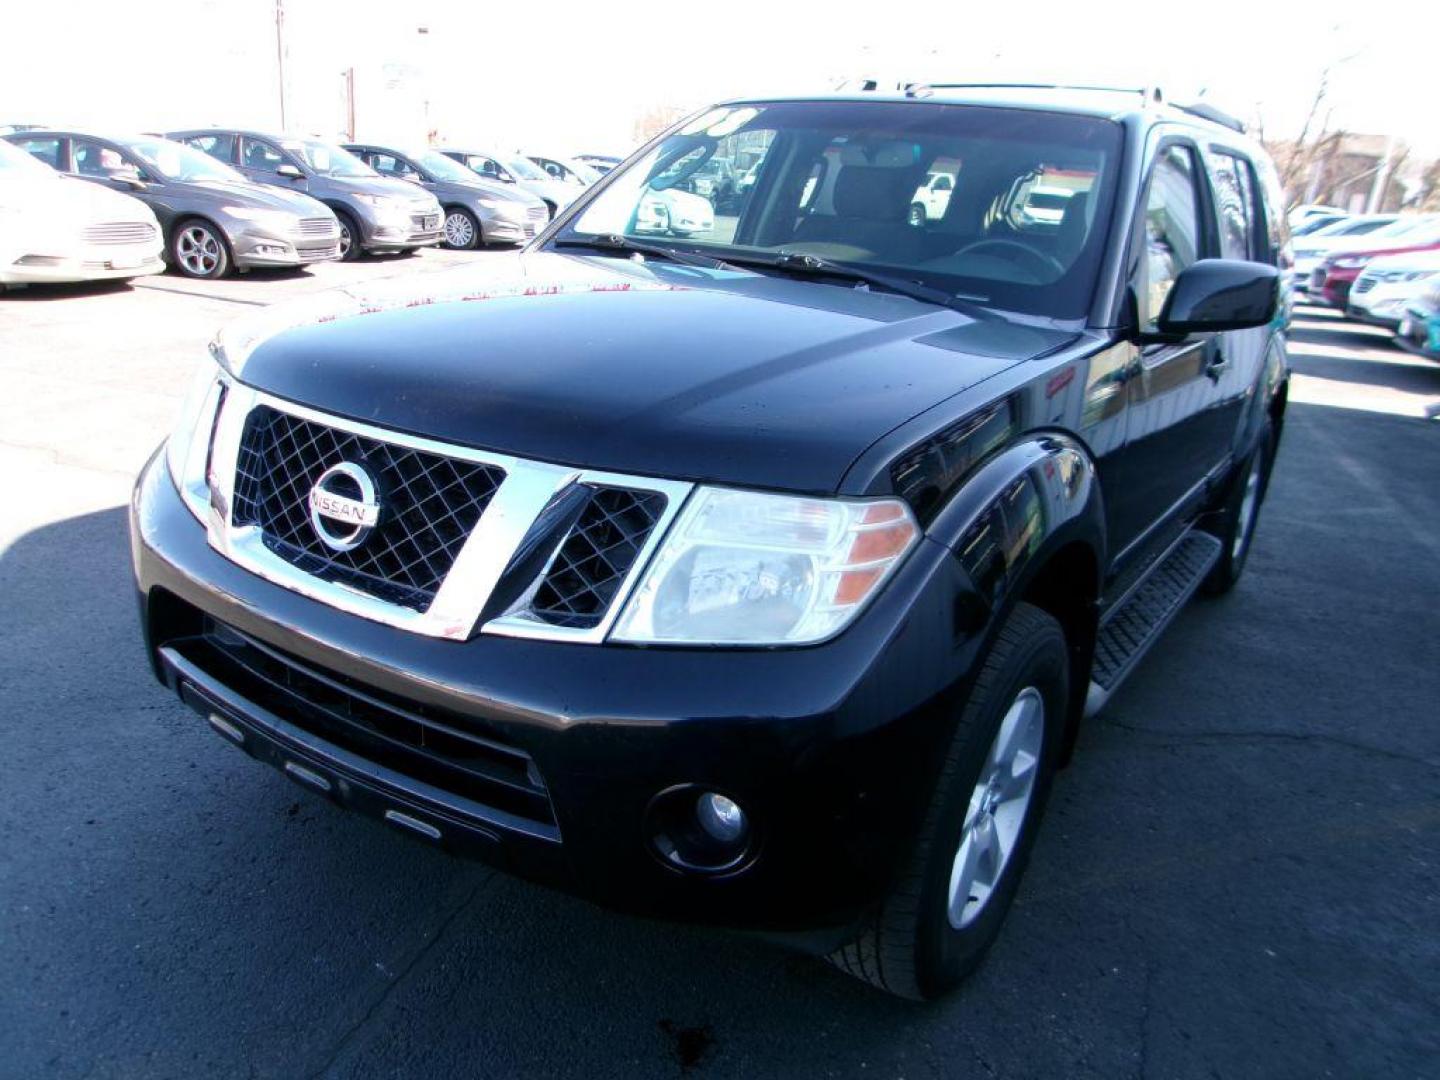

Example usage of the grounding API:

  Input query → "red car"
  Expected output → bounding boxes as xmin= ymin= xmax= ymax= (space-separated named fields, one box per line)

xmin=1313 ymin=218 xmax=1440 ymax=308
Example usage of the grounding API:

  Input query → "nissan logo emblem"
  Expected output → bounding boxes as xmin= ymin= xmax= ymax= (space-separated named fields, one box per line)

xmin=308 ymin=461 xmax=381 ymax=552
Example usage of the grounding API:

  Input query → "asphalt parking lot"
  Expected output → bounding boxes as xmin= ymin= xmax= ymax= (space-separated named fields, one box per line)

xmin=2 ymin=253 xmax=1438 ymax=1079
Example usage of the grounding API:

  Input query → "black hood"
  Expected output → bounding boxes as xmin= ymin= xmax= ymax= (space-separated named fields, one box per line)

xmin=232 ymin=253 xmax=1071 ymax=493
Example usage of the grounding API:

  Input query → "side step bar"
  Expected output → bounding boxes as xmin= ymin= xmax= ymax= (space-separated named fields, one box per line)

xmin=1084 ymin=529 xmax=1222 ymax=718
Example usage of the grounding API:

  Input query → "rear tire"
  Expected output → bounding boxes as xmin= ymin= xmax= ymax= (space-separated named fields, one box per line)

xmin=1202 ymin=421 xmax=1275 ymax=595
xmin=830 ymin=602 xmax=1067 ymax=999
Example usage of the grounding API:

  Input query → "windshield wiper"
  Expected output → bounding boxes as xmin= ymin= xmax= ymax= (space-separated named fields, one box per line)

xmin=552 ymin=234 xmax=735 ymax=270
xmin=728 ymin=250 xmax=987 ymax=316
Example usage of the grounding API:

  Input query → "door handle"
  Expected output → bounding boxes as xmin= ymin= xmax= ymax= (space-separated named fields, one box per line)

xmin=1205 ymin=351 xmax=1229 ymax=381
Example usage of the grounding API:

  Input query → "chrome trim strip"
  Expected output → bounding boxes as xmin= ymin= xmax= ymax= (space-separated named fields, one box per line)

xmin=204 ymin=387 xmax=693 ymax=642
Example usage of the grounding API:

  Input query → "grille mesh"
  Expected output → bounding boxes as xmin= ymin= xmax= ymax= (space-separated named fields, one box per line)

xmin=529 ymin=486 xmax=667 ymax=628
xmin=297 ymin=217 xmax=336 ymax=236
xmin=231 ymin=407 xmax=505 ymax=611
xmin=83 ymin=221 xmax=155 ymax=244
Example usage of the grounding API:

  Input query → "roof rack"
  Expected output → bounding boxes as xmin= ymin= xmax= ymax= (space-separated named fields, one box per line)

xmin=1170 ymin=100 xmax=1246 ymax=134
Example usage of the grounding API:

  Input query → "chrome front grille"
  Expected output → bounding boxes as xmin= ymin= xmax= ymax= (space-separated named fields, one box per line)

xmin=207 ymin=392 xmax=691 ymax=641
xmin=83 ymin=221 xmax=155 ymax=244
xmin=297 ymin=217 xmax=335 ymax=237
xmin=529 ymin=487 xmax=668 ymax=628
xmin=231 ymin=407 xmax=506 ymax=611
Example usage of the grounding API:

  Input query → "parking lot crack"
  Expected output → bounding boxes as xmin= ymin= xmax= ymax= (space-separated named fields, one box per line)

xmin=304 ymin=872 xmax=499 ymax=1080
xmin=1096 ymin=716 xmax=1440 ymax=771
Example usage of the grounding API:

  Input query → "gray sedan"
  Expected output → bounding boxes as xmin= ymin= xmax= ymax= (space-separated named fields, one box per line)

xmin=343 ymin=144 xmax=549 ymax=249
xmin=4 ymin=131 xmax=340 ymax=278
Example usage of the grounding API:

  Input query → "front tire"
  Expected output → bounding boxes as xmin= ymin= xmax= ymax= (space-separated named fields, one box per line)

xmin=334 ymin=210 xmax=362 ymax=262
xmin=908 ymin=203 xmax=927 ymax=227
xmin=443 ymin=207 xmax=481 ymax=250
xmin=171 ymin=219 xmax=230 ymax=279
xmin=830 ymin=602 xmax=1067 ymax=999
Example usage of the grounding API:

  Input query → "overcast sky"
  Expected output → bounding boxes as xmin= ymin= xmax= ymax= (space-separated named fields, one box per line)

xmin=5 ymin=0 xmax=1434 ymax=158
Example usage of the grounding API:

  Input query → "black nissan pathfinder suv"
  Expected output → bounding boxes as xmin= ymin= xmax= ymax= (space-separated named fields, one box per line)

xmin=132 ymin=86 xmax=1290 ymax=999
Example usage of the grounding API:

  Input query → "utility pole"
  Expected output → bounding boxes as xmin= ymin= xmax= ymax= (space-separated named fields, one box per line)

xmin=275 ymin=0 xmax=288 ymax=130
xmin=1366 ymin=135 xmax=1395 ymax=214
xmin=344 ymin=68 xmax=356 ymax=141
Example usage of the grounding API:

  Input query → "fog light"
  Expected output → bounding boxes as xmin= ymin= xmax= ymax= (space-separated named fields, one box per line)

xmin=645 ymin=785 xmax=755 ymax=874
xmin=696 ymin=792 xmax=746 ymax=843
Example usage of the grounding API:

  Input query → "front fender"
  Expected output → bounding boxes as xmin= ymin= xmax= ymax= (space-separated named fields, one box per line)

xmin=926 ymin=432 xmax=1105 ymax=612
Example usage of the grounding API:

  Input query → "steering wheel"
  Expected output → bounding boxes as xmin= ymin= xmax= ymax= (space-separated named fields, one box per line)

xmin=950 ymin=239 xmax=1065 ymax=279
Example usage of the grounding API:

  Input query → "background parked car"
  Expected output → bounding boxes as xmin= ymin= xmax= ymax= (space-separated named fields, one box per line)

xmin=1312 ymin=218 xmax=1440 ymax=309
xmin=635 ymin=187 xmax=714 ymax=237
xmin=1291 ymin=214 xmax=1402 ymax=289
xmin=1345 ymin=249 xmax=1440 ymax=327
xmin=1291 ymin=211 xmax=1351 ymax=237
xmin=0 ymin=138 xmax=163 ymax=289
xmin=527 ymin=154 xmax=601 ymax=187
xmin=344 ymin=143 xmax=549 ymax=250
xmin=5 ymin=130 xmax=340 ymax=278
xmin=168 ymin=129 xmax=442 ymax=261
xmin=437 ymin=148 xmax=576 ymax=218
xmin=575 ymin=154 xmax=622 ymax=175
xmin=1395 ymin=280 xmax=1440 ymax=359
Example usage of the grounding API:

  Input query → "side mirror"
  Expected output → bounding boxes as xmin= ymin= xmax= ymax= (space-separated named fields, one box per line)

xmin=107 ymin=165 xmax=145 ymax=188
xmin=276 ymin=163 xmax=304 ymax=179
xmin=1151 ymin=259 xmax=1279 ymax=338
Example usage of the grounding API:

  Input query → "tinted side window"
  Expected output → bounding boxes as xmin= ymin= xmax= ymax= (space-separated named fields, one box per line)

xmin=183 ymin=133 xmax=235 ymax=163
xmin=370 ymin=153 xmax=419 ymax=180
xmin=242 ymin=138 xmax=285 ymax=171
xmin=1141 ymin=145 xmax=1203 ymax=329
xmin=72 ymin=138 xmax=124 ymax=178
xmin=1210 ymin=151 xmax=1261 ymax=261
xmin=14 ymin=136 xmax=63 ymax=169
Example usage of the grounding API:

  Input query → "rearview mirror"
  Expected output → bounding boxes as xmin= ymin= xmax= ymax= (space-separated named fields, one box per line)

xmin=276 ymin=163 xmax=303 ymax=179
xmin=1153 ymin=259 xmax=1279 ymax=338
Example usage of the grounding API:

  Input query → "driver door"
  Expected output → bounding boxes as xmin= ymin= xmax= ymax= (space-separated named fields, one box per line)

xmin=1109 ymin=140 xmax=1231 ymax=555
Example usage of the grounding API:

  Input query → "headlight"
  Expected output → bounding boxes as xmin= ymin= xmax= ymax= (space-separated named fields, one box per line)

xmin=165 ymin=349 xmax=225 ymax=522
xmin=354 ymin=193 xmax=403 ymax=209
xmin=612 ymin=488 xmax=918 ymax=645
xmin=1332 ymin=255 xmax=1371 ymax=270
xmin=1404 ymin=270 xmax=1438 ymax=282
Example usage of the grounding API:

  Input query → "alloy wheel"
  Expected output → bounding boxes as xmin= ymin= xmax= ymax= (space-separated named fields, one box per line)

xmin=947 ymin=686 xmax=1044 ymax=929
xmin=444 ymin=211 xmax=476 ymax=249
xmin=177 ymin=225 xmax=222 ymax=277
xmin=1233 ymin=451 xmax=1264 ymax=561
xmin=337 ymin=221 xmax=353 ymax=259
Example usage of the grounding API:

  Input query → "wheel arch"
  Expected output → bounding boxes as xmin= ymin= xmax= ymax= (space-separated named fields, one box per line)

xmin=923 ymin=432 xmax=1107 ymax=761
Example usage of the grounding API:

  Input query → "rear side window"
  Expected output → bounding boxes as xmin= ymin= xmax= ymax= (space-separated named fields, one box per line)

xmin=72 ymin=138 xmax=125 ymax=178
xmin=183 ymin=133 xmax=235 ymax=163
xmin=1210 ymin=151 xmax=1261 ymax=261
xmin=14 ymin=136 xmax=63 ymax=169
xmin=1140 ymin=144 xmax=1203 ymax=329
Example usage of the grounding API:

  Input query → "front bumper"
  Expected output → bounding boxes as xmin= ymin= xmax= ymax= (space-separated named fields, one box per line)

xmin=362 ymin=209 xmax=445 ymax=251
xmin=130 ymin=451 xmax=978 ymax=933
xmin=231 ymin=226 xmax=342 ymax=269
xmin=1 ymin=249 xmax=164 ymax=285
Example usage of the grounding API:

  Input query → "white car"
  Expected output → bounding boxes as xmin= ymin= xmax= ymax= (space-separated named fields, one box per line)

xmin=1346 ymin=249 xmax=1440 ymax=327
xmin=0 ymin=138 xmax=163 ymax=288
xmin=909 ymin=171 xmax=956 ymax=224
xmin=636 ymin=188 xmax=714 ymax=237
xmin=1291 ymin=214 xmax=1402 ymax=290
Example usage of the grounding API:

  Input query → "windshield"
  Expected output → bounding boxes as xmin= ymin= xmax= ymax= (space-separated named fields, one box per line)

xmin=0 ymin=139 xmax=56 ymax=177
xmin=282 ymin=139 xmax=376 ymax=177
xmin=125 ymin=137 xmax=244 ymax=183
xmin=504 ymin=155 xmax=548 ymax=181
xmin=559 ymin=101 xmax=1122 ymax=318
xmin=413 ymin=149 xmax=480 ymax=184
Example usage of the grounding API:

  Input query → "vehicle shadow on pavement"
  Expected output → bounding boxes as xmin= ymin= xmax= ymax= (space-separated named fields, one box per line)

xmin=1 ymin=278 xmax=140 ymax=302
xmin=4 ymin=409 xmax=1439 ymax=1080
